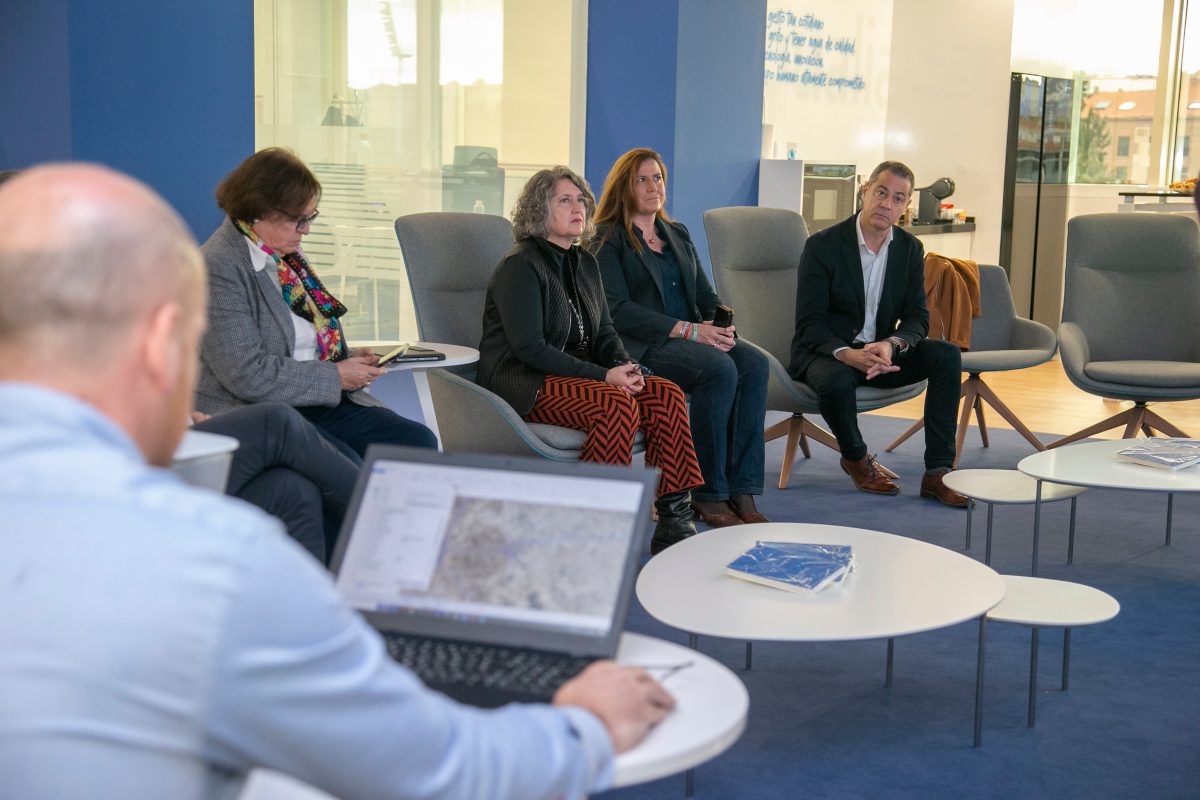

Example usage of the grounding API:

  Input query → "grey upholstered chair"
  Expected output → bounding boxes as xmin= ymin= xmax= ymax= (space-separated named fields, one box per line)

xmin=703 ymin=206 xmax=923 ymax=489
xmin=886 ymin=263 xmax=1057 ymax=465
xmin=394 ymin=212 xmax=639 ymax=460
xmin=1050 ymin=212 xmax=1200 ymax=447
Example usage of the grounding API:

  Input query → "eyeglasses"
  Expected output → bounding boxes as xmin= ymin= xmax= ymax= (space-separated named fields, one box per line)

xmin=274 ymin=208 xmax=320 ymax=232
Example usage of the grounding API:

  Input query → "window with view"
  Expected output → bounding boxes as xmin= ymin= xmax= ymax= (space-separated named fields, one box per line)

xmin=254 ymin=0 xmax=585 ymax=342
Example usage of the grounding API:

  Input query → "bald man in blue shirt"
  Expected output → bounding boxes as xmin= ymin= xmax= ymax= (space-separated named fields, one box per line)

xmin=0 ymin=164 xmax=673 ymax=800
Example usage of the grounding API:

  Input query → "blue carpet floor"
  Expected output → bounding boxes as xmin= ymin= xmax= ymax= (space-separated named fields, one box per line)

xmin=608 ymin=413 xmax=1200 ymax=799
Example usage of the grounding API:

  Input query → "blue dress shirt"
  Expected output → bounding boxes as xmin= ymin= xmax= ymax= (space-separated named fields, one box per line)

xmin=0 ymin=383 xmax=613 ymax=799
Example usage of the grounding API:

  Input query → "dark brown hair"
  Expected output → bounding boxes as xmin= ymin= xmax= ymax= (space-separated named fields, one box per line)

xmin=592 ymin=147 xmax=671 ymax=255
xmin=214 ymin=147 xmax=321 ymax=222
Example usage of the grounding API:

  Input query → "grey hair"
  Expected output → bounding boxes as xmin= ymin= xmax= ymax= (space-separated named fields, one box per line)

xmin=510 ymin=166 xmax=596 ymax=242
xmin=865 ymin=160 xmax=916 ymax=193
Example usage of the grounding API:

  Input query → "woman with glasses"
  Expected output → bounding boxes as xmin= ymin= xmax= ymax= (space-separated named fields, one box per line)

xmin=590 ymin=148 xmax=770 ymax=528
xmin=196 ymin=148 xmax=436 ymax=462
xmin=477 ymin=166 xmax=704 ymax=553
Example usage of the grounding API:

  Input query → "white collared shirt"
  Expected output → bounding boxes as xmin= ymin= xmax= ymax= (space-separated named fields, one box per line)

xmin=246 ymin=239 xmax=318 ymax=361
xmin=853 ymin=211 xmax=893 ymax=344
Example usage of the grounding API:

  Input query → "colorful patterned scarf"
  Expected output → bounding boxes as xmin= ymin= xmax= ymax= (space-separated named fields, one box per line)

xmin=236 ymin=220 xmax=348 ymax=362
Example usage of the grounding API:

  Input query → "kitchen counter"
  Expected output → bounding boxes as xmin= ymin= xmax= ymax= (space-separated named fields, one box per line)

xmin=901 ymin=221 xmax=976 ymax=235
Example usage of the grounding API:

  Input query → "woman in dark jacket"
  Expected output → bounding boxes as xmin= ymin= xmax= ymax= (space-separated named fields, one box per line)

xmin=477 ymin=166 xmax=703 ymax=553
xmin=591 ymin=148 xmax=770 ymax=527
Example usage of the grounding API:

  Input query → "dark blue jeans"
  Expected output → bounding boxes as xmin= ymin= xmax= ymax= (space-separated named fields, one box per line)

xmin=298 ymin=398 xmax=438 ymax=463
xmin=641 ymin=339 xmax=769 ymax=501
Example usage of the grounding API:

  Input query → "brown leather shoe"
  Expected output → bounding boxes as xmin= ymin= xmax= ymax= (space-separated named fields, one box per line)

xmin=692 ymin=499 xmax=744 ymax=528
xmin=729 ymin=495 xmax=770 ymax=524
xmin=840 ymin=455 xmax=901 ymax=495
xmin=920 ymin=468 xmax=969 ymax=508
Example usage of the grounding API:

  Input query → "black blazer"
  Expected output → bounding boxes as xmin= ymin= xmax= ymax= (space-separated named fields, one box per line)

xmin=592 ymin=220 xmax=721 ymax=360
xmin=477 ymin=238 xmax=629 ymax=414
xmin=787 ymin=214 xmax=929 ymax=378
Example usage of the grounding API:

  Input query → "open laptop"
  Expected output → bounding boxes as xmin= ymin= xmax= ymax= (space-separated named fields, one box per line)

xmin=329 ymin=446 xmax=656 ymax=708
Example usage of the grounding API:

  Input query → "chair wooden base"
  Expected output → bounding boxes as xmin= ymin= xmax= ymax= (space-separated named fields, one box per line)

xmin=767 ymin=413 xmax=899 ymax=490
xmin=1046 ymin=401 xmax=1191 ymax=449
xmin=885 ymin=373 xmax=1047 ymax=468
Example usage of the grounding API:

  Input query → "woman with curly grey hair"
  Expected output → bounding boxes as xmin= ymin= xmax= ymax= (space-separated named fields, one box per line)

xmin=476 ymin=166 xmax=704 ymax=553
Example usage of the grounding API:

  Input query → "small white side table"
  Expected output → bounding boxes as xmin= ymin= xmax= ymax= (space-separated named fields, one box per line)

xmin=976 ymin=575 xmax=1119 ymax=743
xmin=172 ymin=430 xmax=240 ymax=492
xmin=362 ymin=341 xmax=480 ymax=447
xmin=942 ymin=469 xmax=1087 ymax=566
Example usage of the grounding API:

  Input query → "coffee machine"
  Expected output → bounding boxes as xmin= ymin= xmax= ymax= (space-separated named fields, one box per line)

xmin=915 ymin=177 xmax=955 ymax=224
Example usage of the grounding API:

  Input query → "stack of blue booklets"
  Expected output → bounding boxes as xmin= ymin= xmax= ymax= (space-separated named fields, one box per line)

xmin=725 ymin=541 xmax=856 ymax=595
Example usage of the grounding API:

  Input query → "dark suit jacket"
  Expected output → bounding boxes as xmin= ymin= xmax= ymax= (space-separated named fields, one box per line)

xmin=787 ymin=214 xmax=929 ymax=378
xmin=591 ymin=220 xmax=721 ymax=360
xmin=476 ymin=238 xmax=629 ymax=415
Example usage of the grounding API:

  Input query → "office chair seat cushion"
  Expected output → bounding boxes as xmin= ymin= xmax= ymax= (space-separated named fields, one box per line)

xmin=1084 ymin=360 xmax=1200 ymax=389
xmin=526 ymin=422 xmax=646 ymax=451
xmin=961 ymin=348 xmax=1055 ymax=373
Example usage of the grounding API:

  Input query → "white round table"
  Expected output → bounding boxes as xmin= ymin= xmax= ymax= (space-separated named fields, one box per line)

xmin=1019 ymin=439 xmax=1200 ymax=573
xmin=362 ymin=341 xmax=480 ymax=448
xmin=612 ymin=632 xmax=747 ymax=787
xmin=172 ymin=430 xmax=239 ymax=492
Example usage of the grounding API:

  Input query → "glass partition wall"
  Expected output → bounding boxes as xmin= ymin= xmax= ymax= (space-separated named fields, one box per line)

xmin=255 ymin=0 xmax=586 ymax=341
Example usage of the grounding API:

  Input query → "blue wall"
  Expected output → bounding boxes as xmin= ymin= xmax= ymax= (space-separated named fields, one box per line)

xmin=0 ymin=0 xmax=73 ymax=168
xmin=0 ymin=0 xmax=253 ymax=240
xmin=586 ymin=0 xmax=766 ymax=273
xmin=584 ymin=0 xmax=679 ymax=207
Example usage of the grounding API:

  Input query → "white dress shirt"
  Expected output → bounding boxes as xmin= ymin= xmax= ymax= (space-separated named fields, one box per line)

xmin=853 ymin=211 xmax=893 ymax=344
xmin=247 ymin=239 xmax=319 ymax=361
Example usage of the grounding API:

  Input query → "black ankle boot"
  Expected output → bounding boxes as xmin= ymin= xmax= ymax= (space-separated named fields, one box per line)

xmin=651 ymin=491 xmax=698 ymax=555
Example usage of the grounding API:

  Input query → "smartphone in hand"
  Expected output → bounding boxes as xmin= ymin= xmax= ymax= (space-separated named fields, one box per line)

xmin=376 ymin=343 xmax=410 ymax=366
xmin=712 ymin=304 xmax=734 ymax=329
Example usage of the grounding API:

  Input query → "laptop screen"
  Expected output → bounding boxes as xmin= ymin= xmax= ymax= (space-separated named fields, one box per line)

xmin=332 ymin=448 xmax=653 ymax=653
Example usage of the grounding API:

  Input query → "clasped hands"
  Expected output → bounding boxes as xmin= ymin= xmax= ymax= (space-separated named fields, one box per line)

xmin=837 ymin=340 xmax=902 ymax=380
xmin=605 ymin=361 xmax=647 ymax=394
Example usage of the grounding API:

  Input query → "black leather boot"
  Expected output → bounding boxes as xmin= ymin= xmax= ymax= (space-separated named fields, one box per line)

xmin=650 ymin=491 xmax=698 ymax=555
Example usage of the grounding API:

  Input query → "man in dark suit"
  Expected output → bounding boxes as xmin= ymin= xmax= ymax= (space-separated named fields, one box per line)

xmin=788 ymin=161 xmax=967 ymax=506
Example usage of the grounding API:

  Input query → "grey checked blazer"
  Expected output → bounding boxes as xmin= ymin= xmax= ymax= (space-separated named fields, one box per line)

xmin=195 ymin=219 xmax=381 ymax=415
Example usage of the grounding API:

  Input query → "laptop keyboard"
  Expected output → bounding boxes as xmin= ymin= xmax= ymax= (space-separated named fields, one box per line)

xmin=383 ymin=634 xmax=595 ymax=701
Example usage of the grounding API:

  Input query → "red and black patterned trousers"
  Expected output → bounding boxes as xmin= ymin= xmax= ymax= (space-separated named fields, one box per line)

xmin=525 ymin=375 xmax=703 ymax=498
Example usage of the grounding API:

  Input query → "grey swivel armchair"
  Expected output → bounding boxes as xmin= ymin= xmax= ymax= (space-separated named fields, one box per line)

xmin=703 ymin=206 xmax=923 ymax=489
xmin=886 ymin=263 xmax=1058 ymax=465
xmin=394 ymin=212 xmax=639 ymax=460
xmin=1050 ymin=212 xmax=1200 ymax=447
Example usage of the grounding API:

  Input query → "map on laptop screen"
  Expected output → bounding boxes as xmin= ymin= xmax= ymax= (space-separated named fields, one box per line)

xmin=335 ymin=459 xmax=644 ymax=637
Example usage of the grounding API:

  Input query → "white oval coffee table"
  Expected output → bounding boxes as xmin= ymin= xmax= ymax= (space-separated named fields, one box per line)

xmin=1019 ymin=439 xmax=1200 ymax=574
xmin=637 ymin=523 xmax=1006 ymax=746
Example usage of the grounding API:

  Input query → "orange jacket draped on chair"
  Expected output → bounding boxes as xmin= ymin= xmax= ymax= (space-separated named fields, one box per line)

xmin=924 ymin=253 xmax=981 ymax=350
